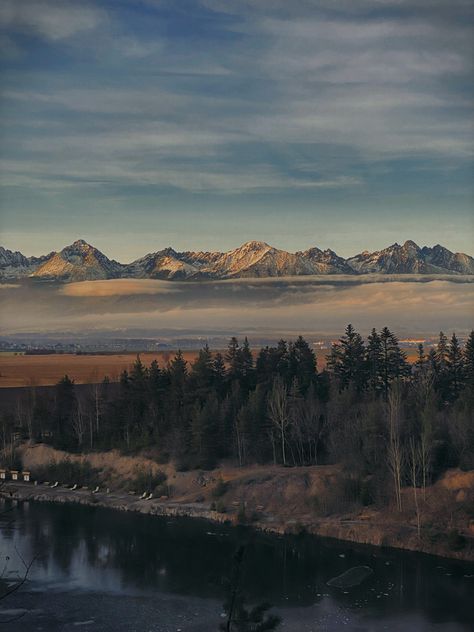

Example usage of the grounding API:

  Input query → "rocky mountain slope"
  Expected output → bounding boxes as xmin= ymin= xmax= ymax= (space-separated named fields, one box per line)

xmin=347 ymin=240 xmax=474 ymax=275
xmin=31 ymin=240 xmax=123 ymax=282
xmin=1 ymin=239 xmax=473 ymax=281
xmin=0 ymin=246 xmax=50 ymax=280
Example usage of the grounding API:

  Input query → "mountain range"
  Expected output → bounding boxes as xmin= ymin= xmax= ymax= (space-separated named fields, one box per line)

xmin=1 ymin=239 xmax=473 ymax=282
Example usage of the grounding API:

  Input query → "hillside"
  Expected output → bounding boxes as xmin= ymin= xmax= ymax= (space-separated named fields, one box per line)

xmin=7 ymin=443 xmax=474 ymax=562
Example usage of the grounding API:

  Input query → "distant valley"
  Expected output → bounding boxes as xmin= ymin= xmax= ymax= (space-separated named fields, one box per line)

xmin=1 ymin=238 xmax=473 ymax=282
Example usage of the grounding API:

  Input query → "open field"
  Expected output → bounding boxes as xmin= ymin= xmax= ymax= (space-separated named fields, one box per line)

xmin=0 ymin=348 xmax=419 ymax=388
xmin=0 ymin=351 xmax=201 ymax=387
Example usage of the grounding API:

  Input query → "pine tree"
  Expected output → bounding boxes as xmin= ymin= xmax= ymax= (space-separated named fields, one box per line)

xmin=276 ymin=339 xmax=290 ymax=383
xmin=434 ymin=331 xmax=451 ymax=401
xmin=436 ymin=331 xmax=449 ymax=369
xmin=54 ymin=375 xmax=76 ymax=449
xmin=226 ymin=337 xmax=244 ymax=381
xmin=463 ymin=331 xmax=474 ymax=388
xmin=447 ymin=333 xmax=465 ymax=401
xmin=415 ymin=343 xmax=425 ymax=369
xmin=379 ymin=327 xmax=409 ymax=399
xmin=213 ymin=352 xmax=227 ymax=397
xmin=239 ymin=337 xmax=255 ymax=391
xmin=190 ymin=344 xmax=214 ymax=400
xmin=327 ymin=324 xmax=366 ymax=392
xmin=191 ymin=393 xmax=220 ymax=469
xmin=366 ymin=328 xmax=383 ymax=394
xmin=289 ymin=335 xmax=317 ymax=393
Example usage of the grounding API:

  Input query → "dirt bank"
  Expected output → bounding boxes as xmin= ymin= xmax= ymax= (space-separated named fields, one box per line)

xmin=3 ymin=443 xmax=473 ymax=563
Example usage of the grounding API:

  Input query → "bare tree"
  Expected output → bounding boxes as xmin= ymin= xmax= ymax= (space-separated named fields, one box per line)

xmin=234 ymin=407 xmax=247 ymax=467
xmin=267 ymin=378 xmax=290 ymax=466
xmin=72 ymin=396 xmax=86 ymax=447
xmin=387 ymin=383 xmax=404 ymax=512
xmin=415 ymin=369 xmax=436 ymax=500
xmin=409 ymin=438 xmax=422 ymax=538
xmin=301 ymin=385 xmax=325 ymax=465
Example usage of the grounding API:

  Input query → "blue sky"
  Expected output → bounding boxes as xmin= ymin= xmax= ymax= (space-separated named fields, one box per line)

xmin=1 ymin=0 xmax=473 ymax=261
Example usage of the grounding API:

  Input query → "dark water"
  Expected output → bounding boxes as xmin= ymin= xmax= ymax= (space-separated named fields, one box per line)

xmin=1 ymin=500 xmax=473 ymax=631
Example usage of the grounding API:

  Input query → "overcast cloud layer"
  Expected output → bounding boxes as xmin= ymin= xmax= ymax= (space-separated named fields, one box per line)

xmin=1 ymin=277 xmax=472 ymax=338
xmin=0 ymin=0 xmax=473 ymax=258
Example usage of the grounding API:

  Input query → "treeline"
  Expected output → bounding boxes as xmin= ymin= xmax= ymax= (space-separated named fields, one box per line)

xmin=2 ymin=326 xmax=473 ymax=496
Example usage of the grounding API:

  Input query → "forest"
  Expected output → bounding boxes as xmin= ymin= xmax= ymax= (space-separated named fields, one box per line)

xmin=1 ymin=326 xmax=473 ymax=508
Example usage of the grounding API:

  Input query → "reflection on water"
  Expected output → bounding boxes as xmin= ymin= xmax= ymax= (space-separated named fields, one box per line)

xmin=1 ymin=500 xmax=473 ymax=630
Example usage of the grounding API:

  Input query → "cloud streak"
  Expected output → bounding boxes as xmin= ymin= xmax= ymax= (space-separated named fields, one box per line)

xmin=1 ymin=278 xmax=472 ymax=337
xmin=0 ymin=0 xmax=473 ymax=257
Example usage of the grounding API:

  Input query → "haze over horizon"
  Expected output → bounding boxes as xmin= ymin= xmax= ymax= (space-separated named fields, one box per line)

xmin=2 ymin=236 xmax=474 ymax=262
xmin=1 ymin=0 xmax=473 ymax=261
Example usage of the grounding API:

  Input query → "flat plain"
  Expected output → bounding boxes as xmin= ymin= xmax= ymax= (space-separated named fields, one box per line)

xmin=0 ymin=348 xmax=420 ymax=388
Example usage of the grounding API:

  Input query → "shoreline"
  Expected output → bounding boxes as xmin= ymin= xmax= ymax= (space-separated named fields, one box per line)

xmin=2 ymin=482 xmax=473 ymax=564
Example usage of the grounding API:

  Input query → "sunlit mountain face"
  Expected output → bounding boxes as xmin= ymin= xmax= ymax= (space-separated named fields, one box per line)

xmin=1 ymin=239 xmax=473 ymax=282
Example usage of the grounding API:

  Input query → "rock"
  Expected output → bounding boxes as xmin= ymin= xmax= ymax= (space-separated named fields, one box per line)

xmin=327 ymin=566 xmax=373 ymax=588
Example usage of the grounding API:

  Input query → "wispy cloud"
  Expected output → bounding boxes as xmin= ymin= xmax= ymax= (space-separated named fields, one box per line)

xmin=0 ymin=0 xmax=473 ymax=256
xmin=0 ymin=0 xmax=103 ymax=41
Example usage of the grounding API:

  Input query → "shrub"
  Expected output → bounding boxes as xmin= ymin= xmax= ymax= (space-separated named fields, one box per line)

xmin=0 ymin=448 xmax=22 ymax=471
xmin=128 ymin=466 xmax=166 ymax=492
xmin=211 ymin=478 xmax=229 ymax=499
xmin=154 ymin=483 xmax=172 ymax=498
xmin=447 ymin=530 xmax=466 ymax=551
xmin=33 ymin=459 xmax=99 ymax=487
xmin=215 ymin=499 xmax=227 ymax=513
xmin=237 ymin=503 xmax=247 ymax=524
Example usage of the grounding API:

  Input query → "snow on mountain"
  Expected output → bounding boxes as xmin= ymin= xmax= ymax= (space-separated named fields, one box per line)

xmin=31 ymin=240 xmax=123 ymax=281
xmin=346 ymin=240 xmax=474 ymax=275
xmin=1 ymin=239 xmax=473 ymax=282
xmin=0 ymin=246 xmax=51 ymax=280
xmin=125 ymin=247 xmax=202 ymax=279
xmin=422 ymin=244 xmax=474 ymax=275
xmin=0 ymin=246 xmax=33 ymax=280
xmin=299 ymin=247 xmax=356 ymax=274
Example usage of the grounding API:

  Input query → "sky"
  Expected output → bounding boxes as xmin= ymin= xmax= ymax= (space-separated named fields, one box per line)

xmin=1 ymin=0 xmax=473 ymax=261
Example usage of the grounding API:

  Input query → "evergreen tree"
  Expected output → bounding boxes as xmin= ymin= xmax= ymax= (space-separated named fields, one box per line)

xmin=366 ymin=328 xmax=383 ymax=394
xmin=436 ymin=331 xmax=449 ymax=369
xmin=239 ymin=337 xmax=255 ymax=391
xmin=129 ymin=355 xmax=148 ymax=440
xmin=213 ymin=352 xmax=227 ymax=397
xmin=167 ymin=350 xmax=189 ymax=463
xmin=191 ymin=393 xmax=220 ymax=469
xmin=379 ymin=327 xmax=409 ymax=399
xmin=415 ymin=343 xmax=425 ymax=369
xmin=190 ymin=344 xmax=215 ymax=401
xmin=447 ymin=333 xmax=465 ymax=401
xmin=434 ymin=331 xmax=451 ymax=401
xmin=463 ymin=331 xmax=474 ymax=389
xmin=276 ymin=339 xmax=290 ymax=383
xmin=289 ymin=335 xmax=317 ymax=393
xmin=53 ymin=375 xmax=76 ymax=449
xmin=226 ymin=337 xmax=244 ymax=382
xmin=327 ymin=324 xmax=366 ymax=392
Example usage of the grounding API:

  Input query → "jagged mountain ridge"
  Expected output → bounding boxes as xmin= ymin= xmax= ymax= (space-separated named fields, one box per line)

xmin=346 ymin=240 xmax=474 ymax=275
xmin=1 ymin=239 xmax=473 ymax=281
xmin=0 ymin=246 xmax=51 ymax=280
xmin=29 ymin=240 xmax=123 ymax=282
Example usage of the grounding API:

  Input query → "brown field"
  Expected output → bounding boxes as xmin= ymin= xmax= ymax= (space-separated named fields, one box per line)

xmin=0 ymin=351 xmax=200 ymax=388
xmin=0 ymin=348 xmax=418 ymax=388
